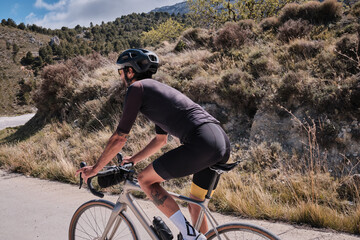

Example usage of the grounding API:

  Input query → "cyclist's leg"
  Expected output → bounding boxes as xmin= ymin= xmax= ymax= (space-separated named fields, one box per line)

xmin=138 ymin=162 xmax=206 ymax=239
xmin=189 ymin=169 xmax=220 ymax=233
xmin=137 ymin=163 xmax=180 ymax=217
xmin=188 ymin=123 xmax=230 ymax=233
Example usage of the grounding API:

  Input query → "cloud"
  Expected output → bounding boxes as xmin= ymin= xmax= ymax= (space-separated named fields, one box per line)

xmin=28 ymin=0 xmax=183 ymax=29
xmin=26 ymin=12 xmax=37 ymax=22
xmin=34 ymin=0 xmax=67 ymax=11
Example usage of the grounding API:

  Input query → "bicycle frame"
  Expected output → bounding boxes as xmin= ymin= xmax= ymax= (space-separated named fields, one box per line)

xmin=100 ymin=179 xmax=221 ymax=240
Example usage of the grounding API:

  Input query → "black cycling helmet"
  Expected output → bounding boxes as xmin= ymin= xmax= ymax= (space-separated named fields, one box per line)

xmin=116 ymin=49 xmax=159 ymax=74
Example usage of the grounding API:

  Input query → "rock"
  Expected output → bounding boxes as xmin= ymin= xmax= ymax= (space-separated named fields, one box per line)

xmin=50 ymin=36 xmax=60 ymax=46
xmin=249 ymin=108 xmax=306 ymax=152
xmin=29 ymin=37 xmax=36 ymax=44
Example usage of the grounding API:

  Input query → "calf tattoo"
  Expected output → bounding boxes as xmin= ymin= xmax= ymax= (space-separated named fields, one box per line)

xmin=151 ymin=189 xmax=168 ymax=206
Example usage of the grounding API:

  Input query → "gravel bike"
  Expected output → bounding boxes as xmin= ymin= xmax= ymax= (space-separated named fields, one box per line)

xmin=69 ymin=153 xmax=281 ymax=240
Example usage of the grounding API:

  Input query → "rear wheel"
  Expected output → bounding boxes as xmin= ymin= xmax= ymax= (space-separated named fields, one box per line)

xmin=205 ymin=222 xmax=280 ymax=240
xmin=69 ymin=200 xmax=138 ymax=240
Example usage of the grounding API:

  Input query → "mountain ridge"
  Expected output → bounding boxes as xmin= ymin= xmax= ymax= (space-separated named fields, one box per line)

xmin=151 ymin=1 xmax=189 ymax=15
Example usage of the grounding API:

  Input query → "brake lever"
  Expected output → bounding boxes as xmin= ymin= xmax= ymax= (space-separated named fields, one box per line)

xmin=79 ymin=162 xmax=87 ymax=189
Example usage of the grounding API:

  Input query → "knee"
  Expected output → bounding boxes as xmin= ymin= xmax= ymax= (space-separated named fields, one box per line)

xmin=137 ymin=170 xmax=157 ymax=189
xmin=137 ymin=171 xmax=148 ymax=188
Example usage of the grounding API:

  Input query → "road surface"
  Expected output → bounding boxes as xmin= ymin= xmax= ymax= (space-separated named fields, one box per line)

xmin=0 ymin=113 xmax=35 ymax=130
xmin=0 ymin=170 xmax=359 ymax=240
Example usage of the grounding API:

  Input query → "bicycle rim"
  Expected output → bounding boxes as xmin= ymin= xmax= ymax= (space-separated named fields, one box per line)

xmin=69 ymin=200 xmax=138 ymax=240
xmin=205 ymin=222 xmax=281 ymax=240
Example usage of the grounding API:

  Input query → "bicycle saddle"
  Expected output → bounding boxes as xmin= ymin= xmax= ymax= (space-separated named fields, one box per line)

xmin=210 ymin=161 xmax=239 ymax=174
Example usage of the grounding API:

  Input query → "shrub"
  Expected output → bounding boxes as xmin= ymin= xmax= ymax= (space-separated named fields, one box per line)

xmin=246 ymin=49 xmax=279 ymax=78
xmin=278 ymin=2 xmax=300 ymax=23
xmin=213 ymin=22 xmax=253 ymax=50
xmin=351 ymin=1 xmax=360 ymax=17
xmin=174 ymin=28 xmax=211 ymax=52
xmin=276 ymin=71 xmax=310 ymax=107
xmin=33 ymin=62 xmax=77 ymax=115
xmin=217 ymin=69 xmax=263 ymax=115
xmin=316 ymin=119 xmax=339 ymax=148
xmin=238 ymin=19 xmax=256 ymax=31
xmin=288 ymin=39 xmax=323 ymax=59
xmin=178 ymin=64 xmax=200 ymax=80
xmin=279 ymin=0 xmax=342 ymax=24
xmin=335 ymin=34 xmax=358 ymax=60
xmin=260 ymin=17 xmax=280 ymax=32
xmin=316 ymin=0 xmax=343 ymax=23
xmin=142 ymin=18 xmax=184 ymax=46
xmin=278 ymin=19 xmax=312 ymax=42
xmin=33 ymin=53 xmax=108 ymax=117
xmin=335 ymin=34 xmax=359 ymax=74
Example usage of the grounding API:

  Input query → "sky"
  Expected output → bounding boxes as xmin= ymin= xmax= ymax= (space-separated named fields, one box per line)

xmin=1 ymin=0 xmax=184 ymax=29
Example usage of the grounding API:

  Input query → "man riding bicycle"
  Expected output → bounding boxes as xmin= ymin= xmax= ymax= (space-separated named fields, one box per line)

xmin=76 ymin=49 xmax=230 ymax=240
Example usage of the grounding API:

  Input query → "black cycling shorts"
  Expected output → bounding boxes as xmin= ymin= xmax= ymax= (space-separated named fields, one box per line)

xmin=153 ymin=122 xmax=230 ymax=200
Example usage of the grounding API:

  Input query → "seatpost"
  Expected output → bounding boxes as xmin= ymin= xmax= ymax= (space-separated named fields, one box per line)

xmin=205 ymin=172 xmax=221 ymax=199
xmin=194 ymin=172 xmax=221 ymax=230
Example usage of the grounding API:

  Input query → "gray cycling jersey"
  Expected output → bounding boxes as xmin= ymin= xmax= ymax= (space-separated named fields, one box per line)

xmin=116 ymin=79 xmax=219 ymax=142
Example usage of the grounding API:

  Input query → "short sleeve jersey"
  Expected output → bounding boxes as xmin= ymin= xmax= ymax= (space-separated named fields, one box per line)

xmin=116 ymin=79 xmax=219 ymax=142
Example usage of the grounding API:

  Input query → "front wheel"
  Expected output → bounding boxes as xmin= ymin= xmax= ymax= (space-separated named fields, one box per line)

xmin=205 ymin=222 xmax=281 ymax=240
xmin=69 ymin=199 xmax=139 ymax=240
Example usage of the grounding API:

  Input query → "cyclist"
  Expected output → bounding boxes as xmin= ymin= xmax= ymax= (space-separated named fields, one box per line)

xmin=76 ymin=49 xmax=230 ymax=240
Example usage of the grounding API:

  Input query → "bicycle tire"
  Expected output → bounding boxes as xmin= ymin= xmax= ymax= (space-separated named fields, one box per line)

xmin=69 ymin=199 xmax=139 ymax=240
xmin=205 ymin=222 xmax=281 ymax=240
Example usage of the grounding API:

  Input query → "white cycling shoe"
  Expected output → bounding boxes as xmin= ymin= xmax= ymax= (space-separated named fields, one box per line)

xmin=195 ymin=233 xmax=207 ymax=239
xmin=178 ymin=233 xmax=207 ymax=240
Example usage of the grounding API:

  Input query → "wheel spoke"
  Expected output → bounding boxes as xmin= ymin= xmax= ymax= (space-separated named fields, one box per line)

xmin=69 ymin=201 xmax=137 ymax=240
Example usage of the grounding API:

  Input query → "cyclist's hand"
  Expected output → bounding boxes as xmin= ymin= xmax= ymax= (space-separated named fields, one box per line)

xmin=122 ymin=156 xmax=135 ymax=166
xmin=76 ymin=166 xmax=98 ymax=183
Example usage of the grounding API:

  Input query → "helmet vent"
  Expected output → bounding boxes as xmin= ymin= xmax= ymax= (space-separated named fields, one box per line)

xmin=149 ymin=55 xmax=157 ymax=62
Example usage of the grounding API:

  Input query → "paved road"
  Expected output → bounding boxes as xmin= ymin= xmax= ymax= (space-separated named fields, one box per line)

xmin=0 ymin=113 xmax=35 ymax=130
xmin=0 ymin=170 xmax=359 ymax=240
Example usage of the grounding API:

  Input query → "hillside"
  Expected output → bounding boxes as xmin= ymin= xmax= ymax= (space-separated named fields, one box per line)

xmin=1 ymin=0 xmax=360 ymax=235
xmin=0 ymin=26 xmax=50 ymax=115
xmin=0 ymin=12 xmax=189 ymax=116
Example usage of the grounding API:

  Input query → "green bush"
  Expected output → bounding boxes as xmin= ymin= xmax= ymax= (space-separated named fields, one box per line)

xmin=142 ymin=18 xmax=184 ymax=46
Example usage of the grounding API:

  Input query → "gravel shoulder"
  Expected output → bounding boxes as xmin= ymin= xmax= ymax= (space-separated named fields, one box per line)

xmin=0 ymin=170 xmax=359 ymax=240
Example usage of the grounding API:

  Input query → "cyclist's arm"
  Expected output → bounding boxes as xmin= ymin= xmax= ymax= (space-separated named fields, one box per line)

xmin=93 ymin=132 xmax=128 ymax=172
xmin=127 ymin=134 xmax=167 ymax=165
